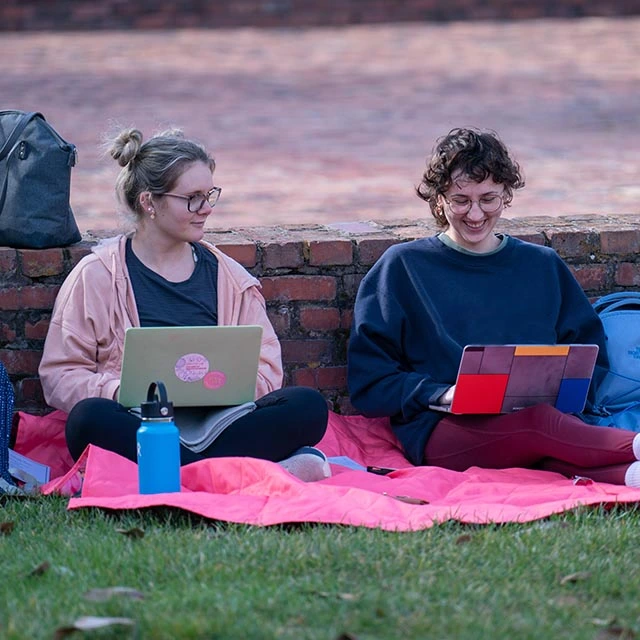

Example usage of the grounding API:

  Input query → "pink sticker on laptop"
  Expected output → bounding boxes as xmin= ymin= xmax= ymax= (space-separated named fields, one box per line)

xmin=203 ymin=370 xmax=227 ymax=389
xmin=174 ymin=353 xmax=210 ymax=382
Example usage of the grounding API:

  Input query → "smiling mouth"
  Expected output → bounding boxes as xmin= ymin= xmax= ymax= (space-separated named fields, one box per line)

xmin=464 ymin=220 xmax=487 ymax=230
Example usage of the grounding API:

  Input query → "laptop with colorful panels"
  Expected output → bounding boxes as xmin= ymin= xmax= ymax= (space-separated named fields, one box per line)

xmin=429 ymin=344 xmax=599 ymax=415
xmin=118 ymin=325 xmax=263 ymax=408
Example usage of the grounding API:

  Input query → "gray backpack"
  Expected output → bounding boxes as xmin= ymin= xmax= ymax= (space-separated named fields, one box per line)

xmin=0 ymin=110 xmax=81 ymax=249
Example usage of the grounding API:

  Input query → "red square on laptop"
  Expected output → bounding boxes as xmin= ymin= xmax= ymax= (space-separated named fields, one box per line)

xmin=451 ymin=374 xmax=509 ymax=414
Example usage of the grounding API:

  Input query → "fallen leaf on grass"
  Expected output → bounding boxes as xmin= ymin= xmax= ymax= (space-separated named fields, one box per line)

xmin=594 ymin=625 xmax=636 ymax=639
xmin=115 ymin=526 xmax=145 ymax=539
xmin=551 ymin=595 xmax=581 ymax=607
xmin=27 ymin=561 xmax=50 ymax=577
xmin=0 ymin=521 xmax=15 ymax=535
xmin=560 ymin=571 xmax=591 ymax=585
xmin=590 ymin=618 xmax=617 ymax=627
xmin=338 ymin=593 xmax=358 ymax=601
xmin=83 ymin=586 xmax=145 ymax=601
xmin=455 ymin=534 xmax=473 ymax=545
xmin=54 ymin=616 xmax=135 ymax=638
xmin=307 ymin=590 xmax=359 ymax=601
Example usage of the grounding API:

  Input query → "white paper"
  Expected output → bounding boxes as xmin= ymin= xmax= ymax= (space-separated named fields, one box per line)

xmin=8 ymin=448 xmax=50 ymax=484
xmin=327 ymin=456 xmax=366 ymax=471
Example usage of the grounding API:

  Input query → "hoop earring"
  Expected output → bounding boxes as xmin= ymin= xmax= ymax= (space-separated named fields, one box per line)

xmin=436 ymin=205 xmax=448 ymax=226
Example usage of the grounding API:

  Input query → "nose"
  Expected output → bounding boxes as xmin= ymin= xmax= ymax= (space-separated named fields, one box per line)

xmin=197 ymin=201 xmax=213 ymax=215
xmin=466 ymin=201 xmax=485 ymax=219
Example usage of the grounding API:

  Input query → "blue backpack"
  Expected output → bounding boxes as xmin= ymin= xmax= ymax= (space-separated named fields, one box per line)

xmin=584 ymin=292 xmax=640 ymax=431
xmin=0 ymin=362 xmax=17 ymax=493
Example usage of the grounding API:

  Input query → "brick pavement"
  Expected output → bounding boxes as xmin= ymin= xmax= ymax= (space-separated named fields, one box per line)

xmin=1 ymin=17 xmax=639 ymax=233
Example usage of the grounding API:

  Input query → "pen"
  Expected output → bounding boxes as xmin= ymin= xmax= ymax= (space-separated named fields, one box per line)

xmin=382 ymin=492 xmax=429 ymax=505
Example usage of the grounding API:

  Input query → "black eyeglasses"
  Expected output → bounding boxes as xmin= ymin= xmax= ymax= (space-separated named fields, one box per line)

xmin=442 ymin=193 xmax=503 ymax=216
xmin=162 ymin=186 xmax=222 ymax=212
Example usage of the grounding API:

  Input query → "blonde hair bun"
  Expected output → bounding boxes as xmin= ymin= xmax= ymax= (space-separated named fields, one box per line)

xmin=109 ymin=128 xmax=144 ymax=167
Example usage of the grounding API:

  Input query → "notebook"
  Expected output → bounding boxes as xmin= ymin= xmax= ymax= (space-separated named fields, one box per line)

xmin=429 ymin=344 xmax=599 ymax=415
xmin=118 ymin=325 xmax=263 ymax=409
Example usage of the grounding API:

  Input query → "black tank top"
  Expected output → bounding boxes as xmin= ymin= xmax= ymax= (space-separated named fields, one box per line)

xmin=125 ymin=238 xmax=218 ymax=327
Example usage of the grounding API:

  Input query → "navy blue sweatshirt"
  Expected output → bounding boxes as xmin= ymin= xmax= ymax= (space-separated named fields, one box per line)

xmin=347 ymin=235 xmax=608 ymax=465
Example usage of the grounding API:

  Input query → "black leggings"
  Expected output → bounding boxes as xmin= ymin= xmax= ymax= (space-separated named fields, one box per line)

xmin=66 ymin=386 xmax=329 ymax=465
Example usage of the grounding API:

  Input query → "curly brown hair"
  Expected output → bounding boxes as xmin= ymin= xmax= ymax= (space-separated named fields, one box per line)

xmin=416 ymin=128 xmax=525 ymax=227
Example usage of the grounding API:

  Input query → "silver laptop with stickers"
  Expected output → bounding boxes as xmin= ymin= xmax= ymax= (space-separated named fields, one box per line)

xmin=118 ymin=325 xmax=262 ymax=408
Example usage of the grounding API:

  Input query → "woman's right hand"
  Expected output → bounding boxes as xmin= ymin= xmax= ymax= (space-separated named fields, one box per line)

xmin=439 ymin=385 xmax=456 ymax=405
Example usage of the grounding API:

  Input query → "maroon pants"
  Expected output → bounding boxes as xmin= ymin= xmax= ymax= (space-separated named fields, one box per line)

xmin=424 ymin=404 xmax=636 ymax=485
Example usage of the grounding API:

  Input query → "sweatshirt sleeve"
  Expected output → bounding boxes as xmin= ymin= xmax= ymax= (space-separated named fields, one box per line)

xmin=347 ymin=257 xmax=449 ymax=420
xmin=554 ymin=256 xmax=608 ymax=366
xmin=211 ymin=244 xmax=284 ymax=399
xmin=553 ymin=256 xmax=609 ymax=405
xmin=237 ymin=285 xmax=284 ymax=398
xmin=38 ymin=261 xmax=122 ymax=414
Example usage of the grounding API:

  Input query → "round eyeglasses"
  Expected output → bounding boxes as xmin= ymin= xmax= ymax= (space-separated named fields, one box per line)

xmin=442 ymin=193 xmax=503 ymax=216
xmin=162 ymin=186 xmax=222 ymax=212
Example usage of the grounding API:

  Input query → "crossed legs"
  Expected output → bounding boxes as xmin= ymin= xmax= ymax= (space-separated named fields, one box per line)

xmin=424 ymin=404 xmax=639 ymax=485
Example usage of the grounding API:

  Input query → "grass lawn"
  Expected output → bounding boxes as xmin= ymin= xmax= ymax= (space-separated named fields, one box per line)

xmin=1 ymin=496 xmax=639 ymax=639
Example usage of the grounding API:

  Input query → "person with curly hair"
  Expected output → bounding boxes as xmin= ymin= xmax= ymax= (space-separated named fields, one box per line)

xmin=347 ymin=127 xmax=640 ymax=487
xmin=39 ymin=127 xmax=330 ymax=482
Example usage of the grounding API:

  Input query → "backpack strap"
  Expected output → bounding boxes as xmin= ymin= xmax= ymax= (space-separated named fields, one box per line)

xmin=600 ymin=300 xmax=640 ymax=314
xmin=593 ymin=292 xmax=640 ymax=315
xmin=0 ymin=111 xmax=42 ymax=162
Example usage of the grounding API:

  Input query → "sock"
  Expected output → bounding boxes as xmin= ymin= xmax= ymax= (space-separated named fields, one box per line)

xmin=624 ymin=461 xmax=640 ymax=488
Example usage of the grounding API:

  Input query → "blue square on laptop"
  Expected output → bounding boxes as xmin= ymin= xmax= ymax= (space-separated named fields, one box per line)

xmin=555 ymin=378 xmax=591 ymax=413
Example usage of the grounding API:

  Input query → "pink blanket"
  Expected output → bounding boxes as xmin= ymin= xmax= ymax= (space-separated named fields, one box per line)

xmin=15 ymin=410 xmax=640 ymax=531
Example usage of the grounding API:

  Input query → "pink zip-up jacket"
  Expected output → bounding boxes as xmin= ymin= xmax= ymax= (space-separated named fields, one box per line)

xmin=38 ymin=235 xmax=283 ymax=414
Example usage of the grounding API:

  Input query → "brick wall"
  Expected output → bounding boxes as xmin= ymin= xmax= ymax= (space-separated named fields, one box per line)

xmin=2 ymin=214 xmax=640 ymax=415
xmin=2 ymin=0 xmax=639 ymax=31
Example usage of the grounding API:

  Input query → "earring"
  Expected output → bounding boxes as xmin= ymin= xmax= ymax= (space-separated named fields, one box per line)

xmin=148 ymin=207 xmax=156 ymax=220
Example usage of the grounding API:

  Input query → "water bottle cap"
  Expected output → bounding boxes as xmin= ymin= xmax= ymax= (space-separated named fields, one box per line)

xmin=140 ymin=381 xmax=174 ymax=419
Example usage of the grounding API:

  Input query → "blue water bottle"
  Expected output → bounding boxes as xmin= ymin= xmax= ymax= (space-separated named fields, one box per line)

xmin=136 ymin=381 xmax=181 ymax=494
